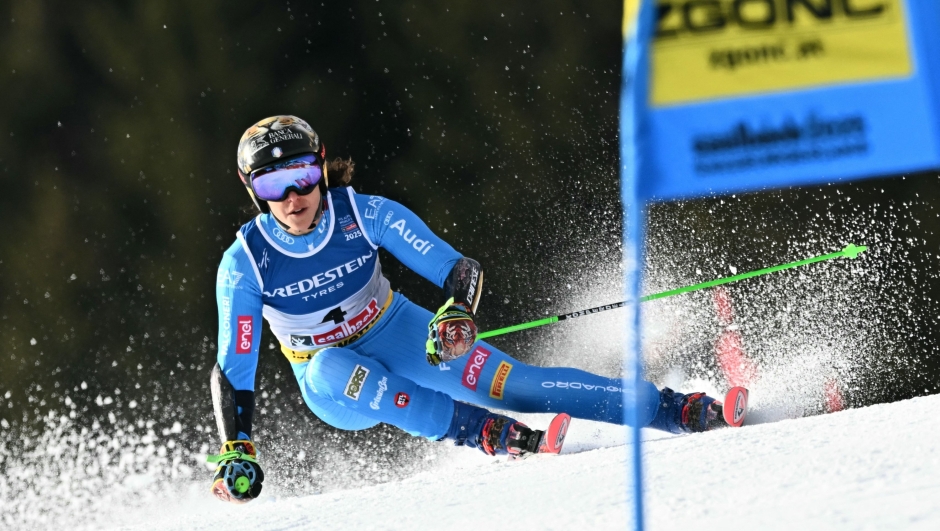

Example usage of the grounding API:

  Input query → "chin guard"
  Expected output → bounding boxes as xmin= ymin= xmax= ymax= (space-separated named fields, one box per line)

xmin=444 ymin=257 xmax=483 ymax=314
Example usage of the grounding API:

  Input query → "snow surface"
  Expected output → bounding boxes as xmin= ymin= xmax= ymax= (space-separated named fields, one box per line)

xmin=87 ymin=393 xmax=939 ymax=530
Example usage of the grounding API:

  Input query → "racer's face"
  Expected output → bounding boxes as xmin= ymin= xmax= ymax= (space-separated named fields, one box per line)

xmin=270 ymin=186 xmax=322 ymax=235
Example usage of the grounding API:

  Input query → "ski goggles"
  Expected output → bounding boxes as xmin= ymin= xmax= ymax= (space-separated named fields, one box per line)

xmin=248 ymin=154 xmax=323 ymax=202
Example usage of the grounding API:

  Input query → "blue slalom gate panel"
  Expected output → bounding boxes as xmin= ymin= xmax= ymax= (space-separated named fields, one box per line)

xmin=620 ymin=1 xmax=940 ymax=529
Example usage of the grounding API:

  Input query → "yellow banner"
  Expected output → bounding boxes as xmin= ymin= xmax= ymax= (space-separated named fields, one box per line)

xmin=650 ymin=0 xmax=911 ymax=106
xmin=624 ymin=0 xmax=640 ymax=38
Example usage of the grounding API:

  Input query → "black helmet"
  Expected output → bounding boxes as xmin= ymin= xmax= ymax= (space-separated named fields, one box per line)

xmin=236 ymin=115 xmax=327 ymax=213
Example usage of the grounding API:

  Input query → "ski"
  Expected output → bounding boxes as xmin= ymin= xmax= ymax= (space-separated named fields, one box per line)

xmin=722 ymin=386 xmax=748 ymax=428
xmin=538 ymin=412 xmax=571 ymax=454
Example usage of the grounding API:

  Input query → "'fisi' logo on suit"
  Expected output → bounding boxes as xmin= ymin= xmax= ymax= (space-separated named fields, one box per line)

xmin=344 ymin=365 xmax=370 ymax=400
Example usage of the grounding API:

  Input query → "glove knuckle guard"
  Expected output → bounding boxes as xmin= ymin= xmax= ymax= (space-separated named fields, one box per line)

xmin=437 ymin=316 xmax=477 ymax=360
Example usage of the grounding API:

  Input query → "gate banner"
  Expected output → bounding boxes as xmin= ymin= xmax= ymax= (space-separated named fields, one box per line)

xmin=620 ymin=2 xmax=940 ymax=530
xmin=626 ymin=0 xmax=940 ymax=201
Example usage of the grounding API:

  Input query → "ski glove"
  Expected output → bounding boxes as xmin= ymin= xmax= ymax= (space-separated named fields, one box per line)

xmin=208 ymin=440 xmax=265 ymax=504
xmin=426 ymin=297 xmax=478 ymax=365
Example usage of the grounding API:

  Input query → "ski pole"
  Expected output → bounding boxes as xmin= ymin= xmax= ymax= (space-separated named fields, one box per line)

xmin=477 ymin=243 xmax=867 ymax=340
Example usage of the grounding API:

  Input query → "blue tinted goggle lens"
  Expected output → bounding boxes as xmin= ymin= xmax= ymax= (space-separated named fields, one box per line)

xmin=250 ymin=154 xmax=323 ymax=201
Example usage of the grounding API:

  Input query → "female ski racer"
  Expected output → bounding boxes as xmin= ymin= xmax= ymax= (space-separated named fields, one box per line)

xmin=208 ymin=115 xmax=728 ymax=503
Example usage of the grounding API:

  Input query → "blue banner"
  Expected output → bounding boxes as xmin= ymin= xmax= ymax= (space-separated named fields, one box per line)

xmin=628 ymin=0 xmax=940 ymax=201
xmin=621 ymin=2 xmax=940 ymax=530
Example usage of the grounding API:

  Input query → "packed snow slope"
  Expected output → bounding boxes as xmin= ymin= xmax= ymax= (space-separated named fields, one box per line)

xmin=102 ymin=394 xmax=939 ymax=531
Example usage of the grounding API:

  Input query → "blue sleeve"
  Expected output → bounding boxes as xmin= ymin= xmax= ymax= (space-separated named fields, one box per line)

xmin=216 ymin=239 xmax=264 ymax=392
xmin=354 ymin=193 xmax=462 ymax=287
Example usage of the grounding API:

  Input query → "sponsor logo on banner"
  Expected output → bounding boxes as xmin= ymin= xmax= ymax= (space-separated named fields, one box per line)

xmin=369 ymin=376 xmax=388 ymax=410
xmin=312 ymin=298 xmax=380 ymax=346
xmin=489 ymin=361 xmax=512 ymax=400
xmin=541 ymin=381 xmax=623 ymax=393
xmin=650 ymin=0 xmax=911 ymax=106
xmin=383 ymin=210 xmax=394 ymax=226
xmin=461 ymin=346 xmax=491 ymax=391
xmin=692 ymin=112 xmax=868 ymax=175
xmin=388 ymin=219 xmax=435 ymax=255
xmin=344 ymin=365 xmax=370 ymax=401
xmin=217 ymin=270 xmax=244 ymax=289
xmin=395 ymin=392 xmax=410 ymax=408
xmin=262 ymin=251 xmax=372 ymax=299
xmin=236 ymin=316 xmax=253 ymax=354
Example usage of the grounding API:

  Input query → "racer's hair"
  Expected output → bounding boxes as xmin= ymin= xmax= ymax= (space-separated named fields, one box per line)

xmin=326 ymin=157 xmax=355 ymax=188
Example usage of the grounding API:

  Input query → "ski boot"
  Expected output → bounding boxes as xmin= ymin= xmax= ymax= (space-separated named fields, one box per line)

xmin=648 ymin=388 xmax=728 ymax=434
xmin=482 ymin=413 xmax=570 ymax=459
xmin=447 ymin=402 xmax=570 ymax=458
xmin=681 ymin=392 xmax=728 ymax=432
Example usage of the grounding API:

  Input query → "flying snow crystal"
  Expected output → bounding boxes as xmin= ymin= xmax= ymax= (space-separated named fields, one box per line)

xmin=730 ymin=265 xmax=738 ymax=274
xmin=29 ymin=338 xmax=36 ymax=345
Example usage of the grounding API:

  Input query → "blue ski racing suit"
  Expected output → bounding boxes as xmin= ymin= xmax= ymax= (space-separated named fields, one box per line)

xmin=215 ymin=187 xmax=665 ymax=442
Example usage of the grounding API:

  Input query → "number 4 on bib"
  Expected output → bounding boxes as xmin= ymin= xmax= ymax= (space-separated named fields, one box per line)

xmin=321 ymin=306 xmax=347 ymax=324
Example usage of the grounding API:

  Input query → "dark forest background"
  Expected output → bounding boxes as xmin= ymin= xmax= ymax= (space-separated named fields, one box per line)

xmin=2 ymin=0 xmax=940 ymax=506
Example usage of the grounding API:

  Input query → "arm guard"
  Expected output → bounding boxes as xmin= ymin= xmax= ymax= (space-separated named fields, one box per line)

xmin=444 ymin=257 xmax=483 ymax=314
xmin=211 ymin=363 xmax=256 ymax=442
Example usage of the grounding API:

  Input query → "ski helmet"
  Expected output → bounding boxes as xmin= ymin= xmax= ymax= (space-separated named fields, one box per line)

xmin=236 ymin=115 xmax=328 ymax=214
